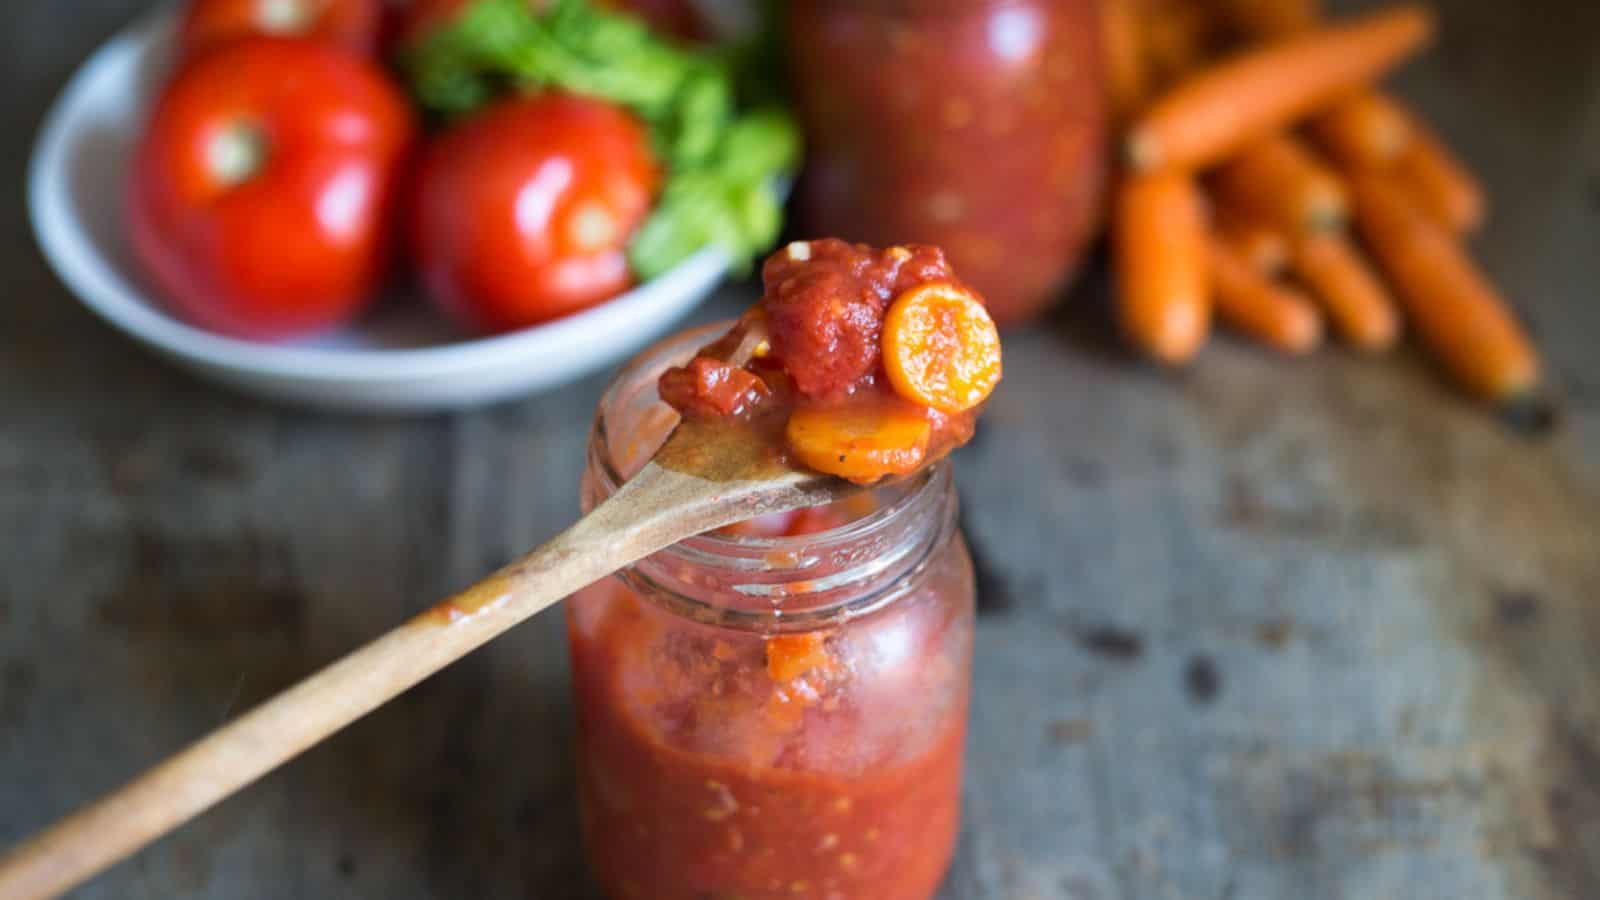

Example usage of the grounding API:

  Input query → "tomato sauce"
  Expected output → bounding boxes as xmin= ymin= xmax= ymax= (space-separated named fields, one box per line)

xmin=787 ymin=0 xmax=1108 ymax=327
xmin=569 ymin=582 xmax=967 ymax=899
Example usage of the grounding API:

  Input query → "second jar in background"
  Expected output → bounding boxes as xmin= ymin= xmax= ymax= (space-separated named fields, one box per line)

xmin=787 ymin=0 xmax=1108 ymax=327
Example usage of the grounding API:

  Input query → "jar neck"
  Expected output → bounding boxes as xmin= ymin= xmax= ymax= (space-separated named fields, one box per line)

xmin=581 ymin=323 xmax=960 ymax=632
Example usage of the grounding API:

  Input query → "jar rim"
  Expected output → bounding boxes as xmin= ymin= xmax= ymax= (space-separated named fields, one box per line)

xmin=584 ymin=320 xmax=959 ymax=631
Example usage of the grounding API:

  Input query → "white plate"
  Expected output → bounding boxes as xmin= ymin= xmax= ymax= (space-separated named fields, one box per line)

xmin=27 ymin=13 xmax=731 ymax=413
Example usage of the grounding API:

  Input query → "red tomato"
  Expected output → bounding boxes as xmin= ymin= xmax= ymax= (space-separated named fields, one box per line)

xmin=411 ymin=94 xmax=658 ymax=333
xmin=127 ymin=38 xmax=415 ymax=338
xmin=179 ymin=0 xmax=383 ymax=58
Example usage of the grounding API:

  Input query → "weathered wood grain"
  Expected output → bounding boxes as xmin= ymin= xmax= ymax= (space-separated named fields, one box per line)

xmin=2 ymin=1 xmax=1598 ymax=898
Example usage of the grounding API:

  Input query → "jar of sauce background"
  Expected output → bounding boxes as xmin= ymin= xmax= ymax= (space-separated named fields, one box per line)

xmin=568 ymin=323 xmax=977 ymax=900
xmin=787 ymin=0 xmax=1109 ymax=328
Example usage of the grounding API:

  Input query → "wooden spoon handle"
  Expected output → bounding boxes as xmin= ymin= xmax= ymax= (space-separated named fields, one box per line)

xmin=0 ymin=461 xmax=805 ymax=900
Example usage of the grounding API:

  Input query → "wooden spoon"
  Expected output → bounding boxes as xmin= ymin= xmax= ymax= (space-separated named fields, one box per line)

xmin=0 ymin=417 xmax=856 ymax=900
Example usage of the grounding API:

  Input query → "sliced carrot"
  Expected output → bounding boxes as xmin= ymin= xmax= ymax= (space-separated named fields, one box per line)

xmin=1215 ymin=209 xmax=1290 ymax=275
xmin=1209 ymin=235 xmax=1323 ymax=354
xmin=785 ymin=397 xmax=931 ymax=485
xmin=882 ymin=282 xmax=1002 ymax=414
xmin=1350 ymin=172 xmax=1537 ymax=401
xmin=1125 ymin=5 xmax=1434 ymax=172
xmin=1211 ymin=134 xmax=1348 ymax=233
xmin=1115 ymin=171 xmax=1212 ymax=364
xmin=766 ymin=633 xmax=832 ymax=682
xmin=1392 ymin=112 xmax=1485 ymax=234
xmin=1291 ymin=232 xmax=1400 ymax=351
xmin=1219 ymin=0 xmax=1322 ymax=39
xmin=1102 ymin=0 xmax=1150 ymax=120
xmin=1308 ymin=90 xmax=1412 ymax=169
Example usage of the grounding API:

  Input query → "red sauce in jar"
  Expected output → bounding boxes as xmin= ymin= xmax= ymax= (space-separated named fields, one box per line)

xmin=787 ymin=0 xmax=1108 ymax=327
xmin=568 ymin=516 xmax=970 ymax=899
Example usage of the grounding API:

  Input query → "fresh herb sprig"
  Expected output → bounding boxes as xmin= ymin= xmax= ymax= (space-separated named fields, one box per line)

xmin=402 ymin=0 xmax=799 ymax=279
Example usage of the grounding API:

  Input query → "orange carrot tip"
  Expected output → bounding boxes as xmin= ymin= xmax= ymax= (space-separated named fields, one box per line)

xmin=1211 ymin=134 xmax=1349 ymax=235
xmin=1291 ymin=232 xmax=1401 ymax=352
xmin=1393 ymin=113 xmax=1486 ymax=235
xmin=1309 ymin=90 xmax=1412 ymax=169
xmin=1209 ymin=235 xmax=1324 ymax=354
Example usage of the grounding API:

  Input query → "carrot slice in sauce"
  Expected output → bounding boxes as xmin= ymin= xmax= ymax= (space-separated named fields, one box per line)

xmin=786 ymin=398 xmax=931 ymax=485
xmin=766 ymin=633 xmax=832 ymax=682
xmin=881 ymin=282 xmax=1002 ymax=414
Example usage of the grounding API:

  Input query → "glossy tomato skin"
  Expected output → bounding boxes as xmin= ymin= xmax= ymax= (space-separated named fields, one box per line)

xmin=411 ymin=94 xmax=658 ymax=334
xmin=128 ymin=38 xmax=415 ymax=338
xmin=180 ymin=0 xmax=383 ymax=58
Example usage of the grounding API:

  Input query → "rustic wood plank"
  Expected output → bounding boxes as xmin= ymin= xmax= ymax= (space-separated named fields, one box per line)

xmin=1 ymin=1 xmax=1598 ymax=898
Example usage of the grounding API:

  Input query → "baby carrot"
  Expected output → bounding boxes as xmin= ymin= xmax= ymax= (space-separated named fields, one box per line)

xmin=1215 ymin=210 xmax=1291 ymax=276
xmin=1115 ymin=172 xmax=1212 ymax=364
xmin=1209 ymin=235 xmax=1324 ymax=354
xmin=1102 ymin=0 xmax=1150 ymax=120
xmin=1125 ymin=5 xmax=1434 ymax=172
xmin=1308 ymin=90 xmax=1413 ymax=169
xmin=1350 ymin=172 xmax=1537 ymax=401
xmin=1219 ymin=0 xmax=1322 ymax=39
xmin=1392 ymin=113 xmax=1486 ymax=234
xmin=1211 ymin=134 xmax=1348 ymax=233
xmin=1291 ymin=232 xmax=1401 ymax=351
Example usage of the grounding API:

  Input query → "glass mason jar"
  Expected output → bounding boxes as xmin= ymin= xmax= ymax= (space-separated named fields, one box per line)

xmin=568 ymin=323 xmax=977 ymax=900
xmin=787 ymin=0 xmax=1108 ymax=328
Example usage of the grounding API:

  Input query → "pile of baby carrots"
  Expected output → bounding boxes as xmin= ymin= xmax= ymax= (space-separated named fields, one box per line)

xmin=1105 ymin=0 xmax=1541 ymax=413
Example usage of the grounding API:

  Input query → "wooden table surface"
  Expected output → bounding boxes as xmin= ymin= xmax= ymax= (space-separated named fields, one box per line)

xmin=4 ymin=1 xmax=1599 ymax=897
